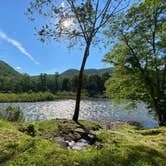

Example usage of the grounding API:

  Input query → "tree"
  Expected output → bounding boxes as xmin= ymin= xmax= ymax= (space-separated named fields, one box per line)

xmin=104 ymin=0 xmax=166 ymax=125
xmin=20 ymin=74 xmax=36 ymax=92
xmin=62 ymin=78 xmax=71 ymax=91
xmin=38 ymin=73 xmax=48 ymax=92
xmin=47 ymin=73 xmax=59 ymax=93
xmin=87 ymin=74 xmax=101 ymax=96
xmin=27 ymin=0 xmax=129 ymax=122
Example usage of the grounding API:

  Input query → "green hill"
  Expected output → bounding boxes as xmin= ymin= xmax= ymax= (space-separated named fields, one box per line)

xmin=0 ymin=60 xmax=111 ymax=78
xmin=60 ymin=69 xmax=79 ymax=77
xmin=0 ymin=60 xmax=20 ymax=77
xmin=61 ymin=68 xmax=111 ymax=77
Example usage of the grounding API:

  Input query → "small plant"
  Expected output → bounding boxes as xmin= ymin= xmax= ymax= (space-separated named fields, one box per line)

xmin=3 ymin=106 xmax=25 ymax=122
xmin=0 ymin=111 xmax=3 ymax=119
xmin=26 ymin=124 xmax=36 ymax=137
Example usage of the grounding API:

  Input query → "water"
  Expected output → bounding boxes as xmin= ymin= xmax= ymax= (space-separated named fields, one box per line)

xmin=0 ymin=99 xmax=158 ymax=128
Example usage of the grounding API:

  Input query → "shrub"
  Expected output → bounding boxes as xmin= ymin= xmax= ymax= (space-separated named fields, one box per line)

xmin=26 ymin=124 xmax=36 ymax=137
xmin=3 ymin=106 xmax=25 ymax=122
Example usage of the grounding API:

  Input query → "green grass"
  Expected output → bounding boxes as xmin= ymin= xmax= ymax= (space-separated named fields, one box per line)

xmin=0 ymin=92 xmax=76 ymax=102
xmin=0 ymin=91 xmax=92 ymax=102
xmin=0 ymin=120 xmax=166 ymax=166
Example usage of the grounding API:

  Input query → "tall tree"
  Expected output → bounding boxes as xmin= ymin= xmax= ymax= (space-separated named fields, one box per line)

xmin=27 ymin=0 xmax=129 ymax=122
xmin=104 ymin=0 xmax=166 ymax=125
xmin=39 ymin=74 xmax=48 ymax=92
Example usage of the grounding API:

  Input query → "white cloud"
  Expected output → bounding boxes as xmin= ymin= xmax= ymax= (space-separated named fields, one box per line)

xmin=0 ymin=31 xmax=39 ymax=65
xmin=16 ymin=66 xmax=21 ymax=70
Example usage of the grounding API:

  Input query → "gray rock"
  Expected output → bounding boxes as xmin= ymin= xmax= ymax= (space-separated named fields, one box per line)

xmin=71 ymin=139 xmax=90 ymax=151
xmin=88 ymin=133 xmax=95 ymax=139
xmin=74 ymin=128 xmax=85 ymax=134
xmin=54 ymin=137 xmax=68 ymax=148
xmin=66 ymin=140 xmax=75 ymax=147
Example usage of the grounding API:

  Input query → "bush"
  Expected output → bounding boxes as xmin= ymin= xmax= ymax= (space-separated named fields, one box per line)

xmin=0 ymin=111 xmax=3 ymax=119
xmin=2 ymin=106 xmax=25 ymax=122
xmin=26 ymin=124 xmax=36 ymax=137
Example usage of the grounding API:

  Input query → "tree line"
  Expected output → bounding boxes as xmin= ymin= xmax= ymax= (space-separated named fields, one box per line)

xmin=0 ymin=72 xmax=110 ymax=97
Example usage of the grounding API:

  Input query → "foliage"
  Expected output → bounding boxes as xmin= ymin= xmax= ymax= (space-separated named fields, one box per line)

xmin=19 ymin=123 xmax=36 ymax=137
xmin=104 ymin=0 xmax=166 ymax=125
xmin=0 ymin=119 xmax=166 ymax=165
xmin=0 ymin=60 xmax=111 ymax=98
xmin=0 ymin=74 xmax=110 ymax=101
xmin=0 ymin=106 xmax=25 ymax=122
xmin=0 ymin=92 xmax=55 ymax=102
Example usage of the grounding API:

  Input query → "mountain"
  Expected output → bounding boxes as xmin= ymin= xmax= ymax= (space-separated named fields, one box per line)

xmin=61 ymin=68 xmax=111 ymax=77
xmin=0 ymin=60 xmax=20 ymax=77
xmin=60 ymin=69 xmax=79 ymax=77
xmin=0 ymin=60 xmax=111 ymax=78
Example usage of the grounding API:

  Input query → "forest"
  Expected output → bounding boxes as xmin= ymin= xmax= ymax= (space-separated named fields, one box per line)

xmin=0 ymin=60 xmax=110 ymax=97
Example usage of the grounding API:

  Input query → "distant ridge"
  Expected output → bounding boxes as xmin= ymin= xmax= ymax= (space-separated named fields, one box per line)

xmin=61 ymin=69 xmax=79 ymax=76
xmin=0 ymin=60 xmax=111 ymax=78
xmin=0 ymin=60 xmax=20 ymax=77
xmin=61 ymin=68 xmax=111 ymax=77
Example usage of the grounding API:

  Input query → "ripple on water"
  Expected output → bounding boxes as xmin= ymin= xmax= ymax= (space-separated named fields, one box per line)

xmin=0 ymin=99 xmax=158 ymax=128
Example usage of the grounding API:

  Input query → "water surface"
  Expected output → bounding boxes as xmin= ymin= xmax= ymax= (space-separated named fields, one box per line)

xmin=0 ymin=99 xmax=158 ymax=127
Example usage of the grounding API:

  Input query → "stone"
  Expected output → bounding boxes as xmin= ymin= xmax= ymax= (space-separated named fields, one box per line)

xmin=66 ymin=140 xmax=75 ymax=147
xmin=66 ymin=132 xmax=81 ymax=141
xmin=70 ymin=139 xmax=90 ymax=151
xmin=74 ymin=128 xmax=85 ymax=134
xmin=88 ymin=133 xmax=95 ymax=139
xmin=54 ymin=137 xmax=68 ymax=148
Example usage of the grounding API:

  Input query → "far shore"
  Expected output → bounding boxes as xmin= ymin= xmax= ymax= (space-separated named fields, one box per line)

xmin=0 ymin=92 xmax=106 ymax=103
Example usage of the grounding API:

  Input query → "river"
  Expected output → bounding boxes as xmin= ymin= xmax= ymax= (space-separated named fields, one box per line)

xmin=0 ymin=99 xmax=158 ymax=127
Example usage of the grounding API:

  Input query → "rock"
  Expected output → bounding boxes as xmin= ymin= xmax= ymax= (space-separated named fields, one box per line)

xmin=71 ymin=139 xmax=90 ymax=151
xmin=89 ymin=130 xmax=97 ymax=135
xmin=74 ymin=128 xmax=85 ymax=134
xmin=79 ymin=139 xmax=88 ymax=143
xmin=88 ymin=133 xmax=95 ymax=139
xmin=65 ymin=132 xmax=82 ymax=141
xmin=54 ymin=137 xmax=68 ymax=148
xmin=66 ymin=140 xmax=75 ymax=147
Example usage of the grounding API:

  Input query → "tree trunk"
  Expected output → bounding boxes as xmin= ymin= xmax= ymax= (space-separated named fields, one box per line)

xmin=158 ymin=111 xmax=166 ymax=126
xmin=72 ymin=44 xmax=90 ymax=122
xmin=155 ymin=99 xmax=166 ymax=126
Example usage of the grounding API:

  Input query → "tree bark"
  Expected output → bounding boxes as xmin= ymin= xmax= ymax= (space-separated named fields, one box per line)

xmin=155 ymin=99 xmax=166 ymax=126
xmin=158 ymin=109 xmax=166 ymax=126
xmin=72 ymin=43 xmax=90 ymax=122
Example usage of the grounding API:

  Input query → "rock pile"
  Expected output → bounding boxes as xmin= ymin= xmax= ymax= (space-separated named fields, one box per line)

xmin=54 ymin=127 xmax=96 ymax=151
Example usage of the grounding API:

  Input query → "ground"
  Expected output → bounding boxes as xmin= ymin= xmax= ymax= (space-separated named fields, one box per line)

xmin=0 ymin=119 xmax=166 ymax=166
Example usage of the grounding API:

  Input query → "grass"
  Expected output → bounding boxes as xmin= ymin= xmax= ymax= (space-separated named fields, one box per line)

xmin=0 ymin=119 xmax=166 ymax=166
xmin=0 ymin=91 xmax=93 ymax=102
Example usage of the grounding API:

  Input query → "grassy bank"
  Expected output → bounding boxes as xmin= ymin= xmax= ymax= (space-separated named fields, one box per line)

xmin=0 ymin=92 xmax=77 ymax=102
xmin=0 ymin=92 xmax=106 ymax=103
xmin=0 ymin=119 xmax=166 ymax=166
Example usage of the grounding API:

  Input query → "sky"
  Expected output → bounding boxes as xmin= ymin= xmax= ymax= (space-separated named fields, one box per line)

xmin=0 ymin=0 xmax=136 ymax=75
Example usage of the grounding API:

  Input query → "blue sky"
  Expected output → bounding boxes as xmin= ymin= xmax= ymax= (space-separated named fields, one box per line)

xmin=0 ymin=0 xmax=111 ymax=75
xmin=0 ymin=0 xmax=136 ymax=75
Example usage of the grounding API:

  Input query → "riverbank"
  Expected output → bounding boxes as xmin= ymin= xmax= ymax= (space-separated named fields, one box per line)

xmin=0 ymin=92 xmax=106 ymax=103
xmin=0 ymin=119 xmax=165 ymax=165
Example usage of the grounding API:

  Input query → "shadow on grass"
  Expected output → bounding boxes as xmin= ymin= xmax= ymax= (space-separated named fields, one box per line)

xmin=92 ymin=144 xmax=166 ymax=166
